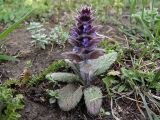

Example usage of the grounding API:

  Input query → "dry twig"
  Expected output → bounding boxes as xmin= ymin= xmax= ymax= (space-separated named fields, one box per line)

xmin=111 ymin=97 xmax=121 ymax=120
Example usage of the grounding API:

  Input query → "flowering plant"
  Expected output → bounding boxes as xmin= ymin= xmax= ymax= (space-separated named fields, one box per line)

xmin=46 ymin=6 xmax=117 ymax=115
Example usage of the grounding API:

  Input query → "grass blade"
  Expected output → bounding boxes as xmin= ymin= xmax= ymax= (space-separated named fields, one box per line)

xmin=0 ymin=54 xmax=16 ymax=61
xmin=0 ymin=9 xmax=33 ymax=40
xmin=0 ymin=9 xmax=33 ymax=61
xmin=139 ymin=91 xmax=153 ymax=120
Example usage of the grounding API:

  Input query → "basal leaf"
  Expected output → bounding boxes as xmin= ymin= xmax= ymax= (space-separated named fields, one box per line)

xmin=58 ymin=84 xmax=83 ymax=111
xmin=46 ymin=72 xmax=80 ymax=83
xmin=84 ymin=86 xmax=102 ymax=115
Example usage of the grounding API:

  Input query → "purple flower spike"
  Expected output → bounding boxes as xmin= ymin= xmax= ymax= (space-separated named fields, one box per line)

xmin=63 ymin=6 xmax=104 ymax=62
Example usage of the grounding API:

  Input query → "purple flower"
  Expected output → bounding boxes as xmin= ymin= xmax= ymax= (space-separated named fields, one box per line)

xmin=83 ymin=24 xmax=90 ymax=33
xmin=82 ymin=38 xmax=89 ymax=47
xmin=70 ymin=28 xmax=79 ymax=38
xmin=62 ymin=6 xmax=104 ymax=62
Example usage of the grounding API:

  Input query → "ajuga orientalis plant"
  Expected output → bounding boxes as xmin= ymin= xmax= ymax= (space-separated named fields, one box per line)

xmin=46 ymin=6 xmax=117 ymax=115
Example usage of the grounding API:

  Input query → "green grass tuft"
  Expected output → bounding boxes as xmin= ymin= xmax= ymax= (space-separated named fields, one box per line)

xmin=28 ymin=60 xmax=67 ymax=85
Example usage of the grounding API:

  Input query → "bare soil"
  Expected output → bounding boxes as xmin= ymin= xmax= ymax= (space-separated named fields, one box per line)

xmin=0 ymin=27 xmax=71 ymax=82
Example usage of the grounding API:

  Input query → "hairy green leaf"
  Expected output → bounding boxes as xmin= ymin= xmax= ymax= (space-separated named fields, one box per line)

xmin=57 ymin=84 xmax=83 ymax=111
xmin=89 ymin=52 xmax=117 ymax=76
xmin=84 ymin=86 xmax=102 ymax=115
xmin=46 ymin=72 xmax=80 ymax=83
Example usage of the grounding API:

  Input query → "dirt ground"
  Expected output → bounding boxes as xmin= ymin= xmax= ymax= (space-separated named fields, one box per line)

xmin=0 ymin=27 xmax=71 ymax=82
xmin=18 ymin=80 xmax=145 ymax=120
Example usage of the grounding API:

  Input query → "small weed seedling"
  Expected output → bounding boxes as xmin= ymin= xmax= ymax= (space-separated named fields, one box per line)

xmin=27 ymin=22 xmax=69 ymax=49
xmin=0 ymin=86 xmax=24 ymax=120
xmin=50 ymin=25 xmax=69 ymax=47
xmin=46 ymin=6 xmax=117 ymax=115
xmin=27 ymin=22 xmax=49 ymax=49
